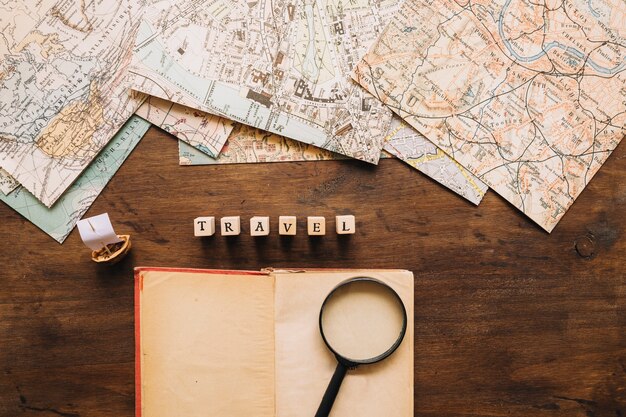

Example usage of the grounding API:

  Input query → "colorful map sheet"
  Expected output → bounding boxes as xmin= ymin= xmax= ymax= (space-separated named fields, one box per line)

xmin=0 ymin=169 xmax=19 ymax=195
xmin=0 ymin=116 xmax=149 ymax=243
xmin=354 ymin=0 xmax=626 ymax=231
xmin=135 ymin=96 xmax=234 ymax=157
xmin=178 ymin=124 xmax=346 ymax=165
xmin=178 ymin=117 xmax=488 ymax=205
xmin=384 ymin=119 xmax=488 ymax=205
xmin=127 ymin=0 xmax=400 ymax=163
xmin=0 ymin=0 xmax=144 ymax=207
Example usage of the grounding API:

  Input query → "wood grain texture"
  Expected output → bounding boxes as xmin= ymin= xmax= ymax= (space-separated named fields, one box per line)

xmin=0 ymin=127 xmax=624 ymax=417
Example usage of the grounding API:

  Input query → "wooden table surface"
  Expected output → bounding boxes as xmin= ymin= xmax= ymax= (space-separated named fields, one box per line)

xmin=0 ymin=127 xmax=624 ymax=417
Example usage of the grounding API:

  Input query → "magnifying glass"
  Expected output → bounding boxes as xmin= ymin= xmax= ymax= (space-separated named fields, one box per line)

xmin=314 ymin=277 xmax=408 ymax=417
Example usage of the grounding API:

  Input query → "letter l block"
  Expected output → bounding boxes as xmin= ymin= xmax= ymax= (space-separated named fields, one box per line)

xmin=336 ymin=215 xmax=355 ymax=234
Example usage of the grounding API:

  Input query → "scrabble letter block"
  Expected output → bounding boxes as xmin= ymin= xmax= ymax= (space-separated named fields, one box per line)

xmin=194 ymin=216 xmax=215 ymax=237
xmin=220 ymin=216 xmax=241 ymax=236
xmin=279 ymin=216 xmax=297 ymax=236
xmin=250 ymin=216 xmax=270 ymax=236
xmin=307 ymin=216 xmax=326 ymax=236
xmin=336 ymin=215 xmax=355 ymax=234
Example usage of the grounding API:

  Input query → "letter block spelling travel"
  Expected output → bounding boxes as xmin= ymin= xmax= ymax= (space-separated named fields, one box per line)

xmin=250 ymin=216 xmax=270 ymax=236
xmin=279 ymin=216 xmax=297 ymax=235
xmin=220 ymin=216 xmax=241 ymax=236
xmin=194 ymin=215 xmax=356 ymax=237
xmin=194 ymin=217 xmax=215 ymax=237
xmin=335 ymin=215 xmax=355 ymax=234
xmin=307 ymin=216 xmax=326 ymax=235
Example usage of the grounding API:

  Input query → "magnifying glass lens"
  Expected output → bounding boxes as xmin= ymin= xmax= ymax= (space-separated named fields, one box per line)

xmin=315 ymin=278 xmax=407 ymax=417
xmin=320 ymin=280 xmax=406 ymax=361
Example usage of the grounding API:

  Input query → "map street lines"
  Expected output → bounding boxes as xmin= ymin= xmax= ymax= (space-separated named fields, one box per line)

xmin=384 ymin=119 xmax=487 ymax=205
xmin=0 ymin=0 xmax=144 ymax=207
xmin=135 ymin=96 xmax=235 ymax=157
xmin=354 ymin=0 xmax=626 ymax=231
xmin=0 ymin=169 xmax=19 ymax=195
xmin=0 ymin=116 xmax=149 ymax=243
xmin=127 ymin=0 xmax=400 ymax=163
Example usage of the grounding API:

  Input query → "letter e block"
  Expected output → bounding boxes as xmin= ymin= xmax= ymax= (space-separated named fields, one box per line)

xmin=250 ymin=216 xmax=270 ymax=236
xmin=279 ymin=216 xmax=297 ymax=235
xmin=336 ymin=215 xmax=355 ymax=234
xmin=194 ymin=216 xmax=215 ymax=237
xmin=307 ymin=216 xmax=326 ymax=236
xmin=220 ymin=216 xmax=241 ymax=236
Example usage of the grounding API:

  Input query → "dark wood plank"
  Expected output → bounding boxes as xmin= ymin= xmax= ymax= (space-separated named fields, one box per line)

xmin=0 ymin=127 xmax=624 ymax=417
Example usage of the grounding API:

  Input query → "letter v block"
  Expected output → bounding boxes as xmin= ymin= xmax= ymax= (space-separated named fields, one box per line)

xmin=194 ymin=216 xmax=215 ymax=236
xmin=250 ymin=216 xmax=270 ymax=236
xmin=220 ymin=216 xmax=241 ymax=236
xmin=279 ymin=216 xmax=297 ymax=236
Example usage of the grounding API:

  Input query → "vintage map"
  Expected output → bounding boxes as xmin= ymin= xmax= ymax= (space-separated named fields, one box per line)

xmin=127 ymin=0 xmax=402 ymax=163
xmin=179 ymin=123 xmax=347 ymax=165
xmin=0 ymin=0 xmax=144 ymax=207
xmin=135 ymin=96 xmax=234 ymax=157
xmin=179 ymin=116 xmax=488 ymax=205
xmin=130 ymin=78 xmax=486 ymax=202
xmin=0 ymin=169 xmax=19 ymax=195
xmin=384 ymin=119 xmax=488 ymax=205
xmin=0 ymin=116 xmax=149 ymax=243
xmin=354 ymin=0 xmax=626 ymax=231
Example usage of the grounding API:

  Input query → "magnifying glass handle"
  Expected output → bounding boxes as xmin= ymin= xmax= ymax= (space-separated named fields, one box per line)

xmin=314 ymin=362 xmax=348 ymax=417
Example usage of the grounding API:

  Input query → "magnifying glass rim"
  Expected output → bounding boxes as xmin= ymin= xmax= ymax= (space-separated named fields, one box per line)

xmin=319 ymin=276 xmax=408 ymax=365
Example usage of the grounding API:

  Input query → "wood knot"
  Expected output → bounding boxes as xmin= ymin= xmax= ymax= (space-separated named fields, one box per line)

xmin=575 ymin=235 xmax=595 ymax=258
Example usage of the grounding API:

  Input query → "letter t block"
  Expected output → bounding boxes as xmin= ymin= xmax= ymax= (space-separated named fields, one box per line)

xmin=194 ymin=216 xmax=215 ymax=237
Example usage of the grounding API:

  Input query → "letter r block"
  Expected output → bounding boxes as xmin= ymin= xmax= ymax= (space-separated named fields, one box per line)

xmin=220 ymin=216 xmax=241 ymax=236
xmin=336 ymin=215 xmax=355 ymax=234
xmin=307 ymin=216 xmax=326 ymax=236
xmin=250 ymin=216 xmax=270 ymax=236
xmin=279 ymin=216 xmax=297 ymax=235
xmin=194 ymin=216 xmax=215 ymax=236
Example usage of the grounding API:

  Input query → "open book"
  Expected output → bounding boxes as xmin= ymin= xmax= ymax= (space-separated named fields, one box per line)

xmin=135 ymin=267 xmax=414 ymax=416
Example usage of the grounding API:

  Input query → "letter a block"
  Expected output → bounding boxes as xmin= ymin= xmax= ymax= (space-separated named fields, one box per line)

xmin=279 ymin=216 xmax=297 ymax=235
xmin=194 ymin=217 xmax=215 ymax=236
xmin=307 ymin=216 xmax=326 ymax=236
xmin=336 ymin=215 xmax=355 ymax=234
xmin=250 ymin=216 xmax=270 ymax=236
xmin=220 ymin=216 xmax=241 ymax=236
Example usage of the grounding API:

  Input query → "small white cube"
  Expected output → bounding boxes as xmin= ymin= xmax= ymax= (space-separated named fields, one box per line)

xmin=220 ymin=216 xmax=241 ymax=236
xmin=336 ymin=215 xmax=355 ymax=234
xmin=279 ymin=216 xmax=297 ymax=235
xmin=307 ymin=216 xmax=326 ymax=236
xmin=250 ymin=216 xmax=270 ymax=236
xmin=194 ymin=216 xmax=215 ymax=236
